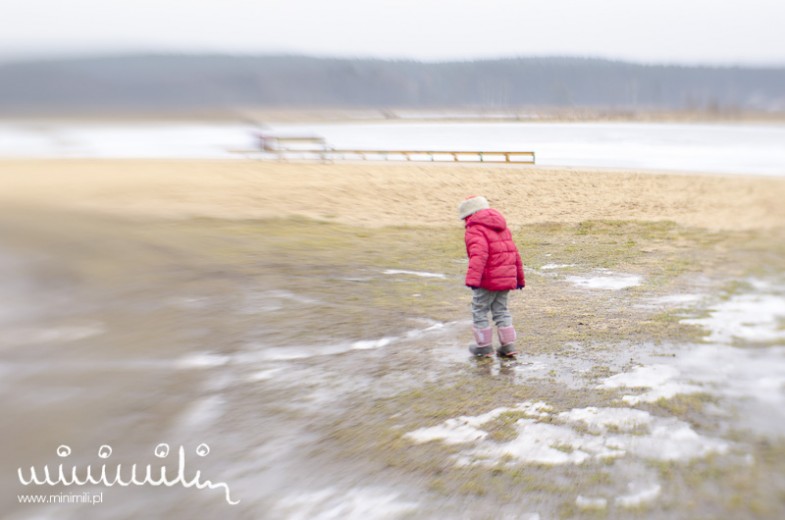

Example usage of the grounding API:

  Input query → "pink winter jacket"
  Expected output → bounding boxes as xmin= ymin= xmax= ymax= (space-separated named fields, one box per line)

xmin=464 ymin=208 xmax=525 ymax=291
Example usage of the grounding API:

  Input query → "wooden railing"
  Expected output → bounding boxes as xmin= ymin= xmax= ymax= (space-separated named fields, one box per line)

xmin=232 ymin=147 xmax=536 ymax=164
xmin=238 ymin=135 xmax=536 ymax=163
xmin=326 ymin=150 xmax=535 ymax=163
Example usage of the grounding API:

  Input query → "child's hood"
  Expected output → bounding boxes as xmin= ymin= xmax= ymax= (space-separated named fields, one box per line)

xmin=466 ymin=208 xmax=508 ymax=231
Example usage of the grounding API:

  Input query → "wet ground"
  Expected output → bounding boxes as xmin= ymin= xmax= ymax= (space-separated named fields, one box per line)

xmin=2 ymin=211 xmax=785 ymax=519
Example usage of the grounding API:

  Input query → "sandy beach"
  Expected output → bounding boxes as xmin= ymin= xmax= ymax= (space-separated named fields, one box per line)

xmin=2 ymin=159 xmax=785 ymax=230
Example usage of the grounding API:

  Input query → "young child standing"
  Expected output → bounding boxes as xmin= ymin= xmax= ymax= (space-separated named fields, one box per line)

xmin=458 ymin=195 xmax=525 ymax=358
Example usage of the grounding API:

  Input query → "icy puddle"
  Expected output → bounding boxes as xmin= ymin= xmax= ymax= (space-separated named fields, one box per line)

xmin=682 ymin=292 xmax=785 ymax=344
xmin=173 ymin=320 xmax=453 ymax=367
xmin=596 ymin=345 xmax=785 ymax=435
xmin=398 ymin=282 xmax=785 ymax=513
xmin=237 ymin=321 xmax=450 ymax=363
xmin=597 ymin=283 xmax=785 ymax=435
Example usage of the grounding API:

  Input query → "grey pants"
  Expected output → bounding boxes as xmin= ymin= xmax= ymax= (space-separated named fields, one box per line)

xmin=471 ymin=288 xmax=512 ymax=329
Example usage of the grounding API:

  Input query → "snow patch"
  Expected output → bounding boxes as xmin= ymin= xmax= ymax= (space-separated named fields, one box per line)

xmin=636 ymin=293 xmax=705 ymax=309
xmin=615 ymin=484 xmax=662 ymax=508
xmin=463 ymin=419 xmax=625 ymax=465
xmin=175 ymin=352 xmax=231 ymax=369
xmin=248 ymin=367 xmax=286 ymax=381
xmin=650 ymin=294 xmax=703 ymax=306
xmin=464 ymin=414 xmax=726 ymax=466
xmin=576 ymin=496 xmax=608 ymax=510
xmin=558 ymin=407 xmax=653 ymax=434
xmin=351 ymin=337 xmax=396 ymax=350
xmin=566 ymin=272 xmax=642 ymax=290
xmin=383 ymin=269 xmax=447 ymax=279
xmin=540 ymin=263 xmax=576 ymax=270
xmin=620 ymin=422 xmax=726 ymax=461
xmin=404 ymin=402 xmax=553 ymax=445
xmin=406 ymin=402 xmax=727 ymax=466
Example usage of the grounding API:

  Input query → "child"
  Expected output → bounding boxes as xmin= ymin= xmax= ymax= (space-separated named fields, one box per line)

xmin=458 ymin=195 xmax=525 ymax=358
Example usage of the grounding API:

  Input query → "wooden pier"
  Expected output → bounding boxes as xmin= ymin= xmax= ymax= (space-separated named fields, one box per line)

xmin=324 ymin=149 xmax=535 ymax=163
xmin=243 ymin=133 xmax=536 ymax=164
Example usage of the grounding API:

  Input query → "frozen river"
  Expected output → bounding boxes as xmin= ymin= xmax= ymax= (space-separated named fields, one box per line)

xmin=1 ymin=120 xmax=785 ymax=176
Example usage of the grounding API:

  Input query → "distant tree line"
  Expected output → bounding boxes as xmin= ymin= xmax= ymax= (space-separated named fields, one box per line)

xmin=0 ymin=54 xmax=783 ymax=115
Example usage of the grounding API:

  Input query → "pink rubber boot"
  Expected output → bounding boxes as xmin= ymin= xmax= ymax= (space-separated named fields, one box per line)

xmin=497 ymin=326 xmax=518 ymax=358
xmin=470 ymin=326 xmax=493 ymax=357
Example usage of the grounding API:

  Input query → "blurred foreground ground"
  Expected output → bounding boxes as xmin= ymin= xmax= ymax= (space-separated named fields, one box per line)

xmin=2 ymin=160 xmax=785 ymax=519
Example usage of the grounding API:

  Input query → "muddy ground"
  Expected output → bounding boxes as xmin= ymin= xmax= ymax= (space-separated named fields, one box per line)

xmin=2 ymin=161 xmax=785 ymax=519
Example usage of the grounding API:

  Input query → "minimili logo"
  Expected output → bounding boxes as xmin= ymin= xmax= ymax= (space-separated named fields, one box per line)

xmin=17 ymin=444 xmax=239 ymax=505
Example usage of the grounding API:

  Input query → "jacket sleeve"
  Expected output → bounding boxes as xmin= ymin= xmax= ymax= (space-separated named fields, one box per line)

xmin=465 ymin=226 xmax=489 ymax=287
xmin=516 ymin=250 xmax=525 ymax=288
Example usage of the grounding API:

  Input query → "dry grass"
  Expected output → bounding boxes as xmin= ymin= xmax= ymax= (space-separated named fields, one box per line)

xmin=3 ymin=160 xmax=785 ymax=230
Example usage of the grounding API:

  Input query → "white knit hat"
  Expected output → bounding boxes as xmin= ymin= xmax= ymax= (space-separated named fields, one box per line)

xmin=458 ymin=195 xmax=490 ymax=220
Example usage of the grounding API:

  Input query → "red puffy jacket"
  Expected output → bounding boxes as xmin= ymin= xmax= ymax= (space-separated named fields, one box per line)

xmin=464 ymin=208 xmax=525 ymax=291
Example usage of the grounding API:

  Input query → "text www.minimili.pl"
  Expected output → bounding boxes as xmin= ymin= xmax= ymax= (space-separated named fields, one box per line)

xmin=17 ymin=444 xmax=239 ymax=505
xmin=18 ymin=492 xmax=103 ymax=505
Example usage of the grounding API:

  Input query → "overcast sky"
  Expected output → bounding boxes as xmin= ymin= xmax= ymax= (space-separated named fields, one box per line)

xmin=2 ymin=0 xmax=784 ymax=66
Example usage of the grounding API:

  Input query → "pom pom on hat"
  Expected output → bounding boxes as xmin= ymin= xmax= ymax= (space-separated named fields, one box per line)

xmin=458 ymin=195 xmax=490 ymax=220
